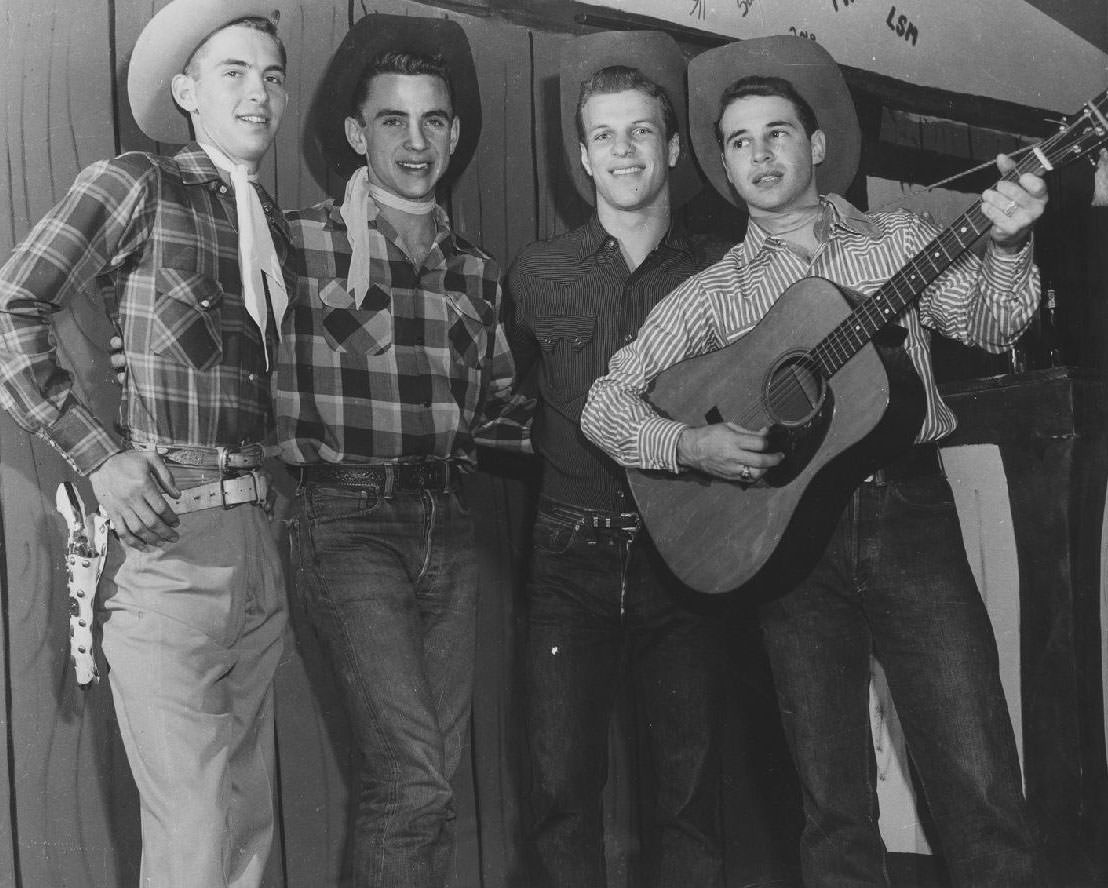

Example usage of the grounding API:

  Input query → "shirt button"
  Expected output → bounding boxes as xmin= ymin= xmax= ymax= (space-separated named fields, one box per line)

xmin=415 ymin=336 xmax=424 ymax=346
xmin=423 ymin=400 xmax=432 ymax=408
xmin=218 ymin=185 xmax=228 ymax=195
xmin=623 ymin=333 xmax=634 ymax=343
xmin=263 ymin=204 xmax=273 ymax=216
xmin=248 ymin=373 xmax=257 ymax=382
xmin=199 ymin=299 xmax=211 ymax=309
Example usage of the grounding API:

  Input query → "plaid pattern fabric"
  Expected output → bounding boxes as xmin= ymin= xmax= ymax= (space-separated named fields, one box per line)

xmin=0 ymin=144 xmax=286 ymax=474
xmin=278 ymin=197 xmax=530 ymax=467
xmin=583 ymin=194 xmax=1040 ymax=472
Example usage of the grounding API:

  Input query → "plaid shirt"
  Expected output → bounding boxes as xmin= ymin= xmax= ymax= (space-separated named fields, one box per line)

xmin=583 ymin=194 xmax=1039 ymax=472
xmin=278 ymin=197 xmax=530 ymax=467
xmin=0 ymin=144 xmax=285 ymax=474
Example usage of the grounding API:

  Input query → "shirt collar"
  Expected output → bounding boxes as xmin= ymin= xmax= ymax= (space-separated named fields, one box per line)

xmin=174 ymin=143 xmax=290 ymax=242
xmin=739 ymin=193 xmax=883 ymax=265
xmin=330 ymin=190 xmax=456 ymax=248
xmin=579 ymin=213 xmax=693 ymax=262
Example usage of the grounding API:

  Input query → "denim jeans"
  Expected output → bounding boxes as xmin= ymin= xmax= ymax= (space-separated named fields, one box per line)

xmin=759 ymin=473 xmax=1046 ymax=887
xmin=289 ymin=481 xmax=478 ymax=888
xmin=526 ymin=499 xmax=726 ymax=888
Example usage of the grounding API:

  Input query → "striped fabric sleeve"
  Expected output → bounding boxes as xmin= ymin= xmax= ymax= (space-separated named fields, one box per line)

xmin=913 ymin=214 xmax=1039 ymax=352
xmin=581 ymin=274 xmax=717 ymax=472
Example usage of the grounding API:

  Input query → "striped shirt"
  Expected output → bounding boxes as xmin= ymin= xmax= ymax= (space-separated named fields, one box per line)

xmin=277 ymin=197 xmax=531 ymax=467
xmin=581 ymin=194 xmax=1039 ymax=472
xmin=508 ymin=215 xmax=724 ymax=511
xmin=0 ymin=145 xmax=283 ymax=474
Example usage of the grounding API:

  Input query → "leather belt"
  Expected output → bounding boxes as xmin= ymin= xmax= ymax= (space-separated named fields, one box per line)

xmin=168 ymin=469 xmax=269 ymax=515
xmin=864 ymin=443 xmax=942 ymax=486
xmin=135 ymin=442 xmax=268 ymax=471
xmin=540 ymin=498 xmax=641 ymax=531
xmin=295 ymin=460 xmax=456 ymax=495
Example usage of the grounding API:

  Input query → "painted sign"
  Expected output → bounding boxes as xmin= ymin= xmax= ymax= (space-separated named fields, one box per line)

xmin=582 ymin=0 xmax=1107 ymax=114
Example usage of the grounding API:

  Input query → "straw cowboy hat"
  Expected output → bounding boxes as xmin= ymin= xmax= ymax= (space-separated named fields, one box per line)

xmin=128 ymin=0 xmax=287 ymax=144
xmin=314 ymin=13 xmax=482 ymax=182
xmin=560 ymin=30 xmax=703 ymax=207
xmin=687 ymin=35 xmax=861 ymax=205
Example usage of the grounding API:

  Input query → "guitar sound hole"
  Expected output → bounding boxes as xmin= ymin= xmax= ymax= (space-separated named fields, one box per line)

xmin=764 ymin=354 xmax=825 ymax=425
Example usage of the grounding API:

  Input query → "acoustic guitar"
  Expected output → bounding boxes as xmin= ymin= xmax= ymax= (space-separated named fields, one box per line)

xmin=628 ymin=89 xmax=1108 ymax=595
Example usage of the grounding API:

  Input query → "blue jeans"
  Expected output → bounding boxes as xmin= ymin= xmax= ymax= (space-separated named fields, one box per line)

xmin=526 ymin=499 xmax=726 ymax=888
xmin=759 ymin=473 xmax=1045 ymax=887
xmin=289 ymin=482 xmax=478 ymax=888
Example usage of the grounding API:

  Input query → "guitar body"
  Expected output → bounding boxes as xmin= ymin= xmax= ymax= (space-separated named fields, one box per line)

xmin=628 ymin=277 xmax=925 ymax=595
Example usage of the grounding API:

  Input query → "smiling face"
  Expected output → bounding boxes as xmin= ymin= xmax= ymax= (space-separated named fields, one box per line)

xmin=718 ymin=94 xmax=825 ymax=215
xmin=578 ymin=89 xmax=679 ymax=216
xmin=344 ymin=73 xmax=460 ymax=202
xmin=170 ymin=23 xmax=287 ymax=172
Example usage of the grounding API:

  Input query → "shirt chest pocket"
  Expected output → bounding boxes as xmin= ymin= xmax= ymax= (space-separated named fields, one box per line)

xmin=319 ymin=279 xmax=393 ymax=356
xmin=445 ymin=292 xmax=493 ymax=369
xmin=150 ymin=268 xmax=224 ymax=371
xmin=533 ymin=314 xmax=596 ymax=405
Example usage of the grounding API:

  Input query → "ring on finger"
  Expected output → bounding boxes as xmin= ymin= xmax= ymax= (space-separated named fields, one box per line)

xmin=1003 ymin=200 xmax=1018 ymax=217
xmin=739 ymin=465 xmax=753 ymax=482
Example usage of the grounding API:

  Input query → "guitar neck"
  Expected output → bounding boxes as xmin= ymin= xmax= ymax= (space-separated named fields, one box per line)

xmin=810 ymin=102 xmax=1106 ymax=379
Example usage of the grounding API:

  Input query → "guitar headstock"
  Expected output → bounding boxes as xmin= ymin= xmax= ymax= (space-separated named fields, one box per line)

xmin=1030 ymin=90 xmax=1108 ymax=175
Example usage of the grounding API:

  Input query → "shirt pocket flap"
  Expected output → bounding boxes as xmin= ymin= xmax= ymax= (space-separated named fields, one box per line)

xmin=151 ymin=268 xmax=224 ymax=371
xmin=533 ymin=314 xmax=595 ymax=351
xmin=318 ymin=279 xmax=356 ymax=310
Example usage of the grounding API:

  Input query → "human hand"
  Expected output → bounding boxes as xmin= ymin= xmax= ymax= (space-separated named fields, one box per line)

xmin=1093 ymin=148 xmax=1108 ymax=208
xmin=982 ymin=153 xmax=1048 ymax=253
xmin=89 ymin=451 xmax=181 ymax=549
xmin=108 ymin=335 xmax=126 ymax=385
xmin=676 ymin=423 xmax=783 ymax=482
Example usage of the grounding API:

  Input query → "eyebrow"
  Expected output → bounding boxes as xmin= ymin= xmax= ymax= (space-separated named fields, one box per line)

xmin=215 ymin=57 xmax=285 ymax=74
xmin=373 ymin=108 xmax=452 ymax=120
xmin=723 ymin=117 xmax=798 ymax=142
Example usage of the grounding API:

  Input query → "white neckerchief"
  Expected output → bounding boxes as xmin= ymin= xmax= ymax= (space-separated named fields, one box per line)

xmin=200 ymin=142 xmax=288 ymax=369
xmin=341 ymin=168 xmax=437 ymax=305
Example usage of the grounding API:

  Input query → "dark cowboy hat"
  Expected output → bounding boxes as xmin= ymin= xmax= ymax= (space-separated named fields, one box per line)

xmin=560 ymin=30 xmax=702 ymax=208
xmin=128 ymin=0 xmax=288 ymax=144
xmin=687 ymin=35 xmax=861 ymax=206
xmin=315 ymin=13 xmax=481 ymax=182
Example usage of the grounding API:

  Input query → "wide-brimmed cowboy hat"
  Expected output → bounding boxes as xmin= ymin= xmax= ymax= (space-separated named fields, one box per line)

xmin=560 ymin=30 xmax=702 ymax=208
xmin=688 ymin=35 xmax=861 ymax=205
xmin=128 ymin=0 xmax=287 ymax=144
xmin=314 ymin=13 xmax=482 ymax=182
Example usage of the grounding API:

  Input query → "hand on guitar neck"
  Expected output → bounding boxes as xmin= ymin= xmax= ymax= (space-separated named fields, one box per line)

xmin=676 ymin=423 xmax=784 ymax=483
xmin=982 ymin=153 xmax=1049 ymax=254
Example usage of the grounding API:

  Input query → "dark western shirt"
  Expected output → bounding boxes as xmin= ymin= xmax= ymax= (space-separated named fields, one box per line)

xmin=507 ymin=214 xmax=724 ymax=512
xmin=278 ymin=197 xmax=531 ymax=467
xmin=0 ymin=144 xmax=284 ymax=474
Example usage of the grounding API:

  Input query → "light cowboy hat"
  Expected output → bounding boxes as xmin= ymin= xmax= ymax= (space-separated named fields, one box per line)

xmin=128 ymin=0 xmax=287 ymax=144
xmin=560 ymin=30 xmax=703 ymax=208
xmin=314 ymin=13 xmax=482 ymax=182
xmin=687 ymin=35 xmax=862 ymax=205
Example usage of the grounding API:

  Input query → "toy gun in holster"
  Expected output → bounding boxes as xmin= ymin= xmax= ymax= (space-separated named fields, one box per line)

xmin=55 ymin=482 xmax=108 ymax=687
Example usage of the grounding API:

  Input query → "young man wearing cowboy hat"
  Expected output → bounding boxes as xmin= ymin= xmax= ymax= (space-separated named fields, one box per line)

xmin=506 ymin=31 xmax=728 ymax=888
xmin=277 ymin=15 xmax=530 ymax=888
xmin=582 ymin=35 xmax=1050 ymax=887
xmin=0 ymin=1 xmax=292 ymax=886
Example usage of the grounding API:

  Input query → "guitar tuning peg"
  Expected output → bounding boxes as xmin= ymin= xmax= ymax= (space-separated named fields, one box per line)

xmin=1043 ymin=116 xmax=1068 ymax=131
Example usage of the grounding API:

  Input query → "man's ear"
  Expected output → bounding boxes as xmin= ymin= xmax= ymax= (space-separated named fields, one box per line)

xmin=579 ymin=142 xmax=594 ymax=179
xmin=171 ymin=73 xmax=198 ymax=115
xmin=345 ymin=117 xmax=368 ymax=156
xmin=448 ymin=117 xmax=460 ymax=157
xmin=810 ymin=129 xmax=827 ymax=167
xmin=667 ymin=132 xmax=680 ymax=169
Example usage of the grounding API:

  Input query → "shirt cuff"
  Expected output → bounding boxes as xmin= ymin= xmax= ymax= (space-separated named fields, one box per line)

xmin=985 ymin=235 xmax=1034 ymax=294
xmin=636 ymin=416 xmax=687 ymax=474
xmin=44 ymin=407 xmax=123 ymax=475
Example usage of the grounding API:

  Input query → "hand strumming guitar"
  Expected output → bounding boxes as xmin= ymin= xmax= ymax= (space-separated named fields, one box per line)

xmin=677 ymin=423 xmax=784 ymax=483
